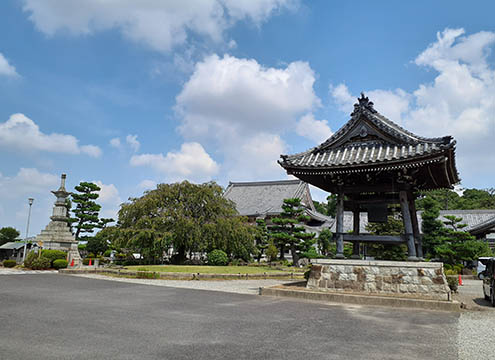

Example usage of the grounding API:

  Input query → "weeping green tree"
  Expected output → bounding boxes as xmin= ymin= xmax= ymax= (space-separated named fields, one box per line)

xmin=270 ymin=198 xmax=315 ymax=266
xmin=118 ymin=181 xmax=242 ymax=264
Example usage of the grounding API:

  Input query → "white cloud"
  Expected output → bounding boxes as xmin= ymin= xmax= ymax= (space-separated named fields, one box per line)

xmin=93 ymin=180 xmax=122 ymax=220
xmin=22 ymin=0 xmax=295 ymax=52
xmin=130 ymin=142 xmax=219 ymax=183
xmin=226 ymin=133 xmax=287 ymax=181
xmin=177 ymin=54 xmax=319 ymax=140
xmin=175 ymin=54 xmax=319 ymax=181
xmin=330 ymin=83 xmax=355 ymax=113
xmin=330 ymin=28 xmax=495 ymax=186
xmin=0 ymin=53 xmax=18 ymax=77
xmin=109 ymin=137 xmax=121 ymax=148
xmin=138 ymin=179 xmax=157 ymax=191
xmin=0 ymin=113 xmax=102 ymax=157
xmin=0 ymin=168 xmax=59 ymax=199
xmin=125 ymin=134 xmax=140 ymax=152
xmin=296 ymin=113 xmax=333 ymax=144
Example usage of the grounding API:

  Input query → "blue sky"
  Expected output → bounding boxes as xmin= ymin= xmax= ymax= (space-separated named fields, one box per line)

xmin=1 ymin=0 xmax=494 ymax=237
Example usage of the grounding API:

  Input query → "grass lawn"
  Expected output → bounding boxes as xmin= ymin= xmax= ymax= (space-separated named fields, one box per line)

xmin=125 ymin=265 xmax=290 ymax=274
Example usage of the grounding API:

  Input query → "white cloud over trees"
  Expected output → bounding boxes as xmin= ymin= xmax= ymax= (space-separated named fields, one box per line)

xmin=130 ymin=142 xmax=219 ymax=183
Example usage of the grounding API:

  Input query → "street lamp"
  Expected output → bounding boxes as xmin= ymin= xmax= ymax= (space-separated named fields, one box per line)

xmin=22 ymin=198 xmax=34 ymax=263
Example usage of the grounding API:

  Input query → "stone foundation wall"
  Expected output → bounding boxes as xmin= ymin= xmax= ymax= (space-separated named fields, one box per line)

xmin=307 ymin=260 xmax=450 ymax=301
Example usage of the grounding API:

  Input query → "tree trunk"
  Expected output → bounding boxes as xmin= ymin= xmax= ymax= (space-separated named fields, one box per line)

xmin=279 ymin=244 xmax=285 ymax=260
xmin=291 ymin=244 xmax=299 ymax=267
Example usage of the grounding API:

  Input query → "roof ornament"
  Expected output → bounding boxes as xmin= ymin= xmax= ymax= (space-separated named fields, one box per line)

xmin=351 ymin=92 xmax=377 ymax=116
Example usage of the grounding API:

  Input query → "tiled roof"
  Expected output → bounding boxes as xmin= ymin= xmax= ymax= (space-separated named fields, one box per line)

xmin=223 ymin=180 xmax=315 ymax=217
xmin=281 ymin=142 xmax=453 ymax=170
xmin=0 ymin=242 xmax=25 ymax=250
xmin=279 ymin=93 xmax=457 ymax=176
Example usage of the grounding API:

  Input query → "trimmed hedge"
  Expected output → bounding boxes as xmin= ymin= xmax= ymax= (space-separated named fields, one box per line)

xmin=3 ymin=259 xmax=17 ymax=268
xmin=53 ymin=259 xmax=68 ymax=269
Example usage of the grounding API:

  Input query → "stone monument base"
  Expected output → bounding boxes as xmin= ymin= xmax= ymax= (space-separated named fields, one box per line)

xmin=308 ymin=259 xmax=450 ymax=301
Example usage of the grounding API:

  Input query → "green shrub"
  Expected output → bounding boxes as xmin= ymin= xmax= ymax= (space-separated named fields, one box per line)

xmin=31 ymin=257 xmax=51 ymax=270
xmin=41 ymin=249 xmax=67 ymax=266
xmin=207 ymin=250 xmax=229 ymax=266
xmin=24 ymin=250 xmax=38 ymax=268
xmin=103 ymin=249 xmax=112 ymax=257
xmin=3 ymin=259 xmax=17 ymax=268
xmin=443 ymin=263 xmax=452 ymax=271
xmin=136 ymin=271 xmax=159 ymax=279
xmin=52 ymin=259 xmax=68 ymax=269
xmin=446 ymin=276 xmax=458 ymax=293
xmin=453 ymin=265 xmax=463 ymax=274
xmin=444 ymin=269 xmax=457 ymax=276
xmin=301 ymin=247 xmax=320 ymax=259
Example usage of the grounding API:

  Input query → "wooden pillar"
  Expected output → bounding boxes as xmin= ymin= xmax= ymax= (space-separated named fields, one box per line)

xmin=408 ymin=192 xmax=423 ymax=259
xmin=351 ymin=208 xmax=360 ymax=259
xmin=399 ymin=190 xmax=418 ymax=261
xmin=335 ymin=191 xmax=345 ymax=259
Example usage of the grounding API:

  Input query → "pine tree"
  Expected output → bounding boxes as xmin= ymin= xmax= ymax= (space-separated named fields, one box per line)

xmin=254 ymin=218 xmax=269 ymax=263
xmin=270 ymin=198 xmax=315 ymax=266
xmin=70 ymin=182 xmax=103 ymax=242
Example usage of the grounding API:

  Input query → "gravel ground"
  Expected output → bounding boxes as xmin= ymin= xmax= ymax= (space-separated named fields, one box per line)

xmin=0 ymin=267 xmax=57 ymax=275
xmin=456 ymin=279 xmax=495 ymax=359
xmin=69 ymin=273 xmax=295 ymax=294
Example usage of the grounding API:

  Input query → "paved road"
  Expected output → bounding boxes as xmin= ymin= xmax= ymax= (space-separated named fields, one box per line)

xmin=0 ymin=273 xmax=458 ymax=360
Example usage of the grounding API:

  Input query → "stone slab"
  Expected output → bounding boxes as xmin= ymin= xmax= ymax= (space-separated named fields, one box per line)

xmin=260 ymin=286 xmax=461 ymax=312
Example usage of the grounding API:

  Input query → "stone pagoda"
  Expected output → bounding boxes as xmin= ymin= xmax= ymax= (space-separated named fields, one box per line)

xmin=35 ymin=174 xmax=81 ymax=266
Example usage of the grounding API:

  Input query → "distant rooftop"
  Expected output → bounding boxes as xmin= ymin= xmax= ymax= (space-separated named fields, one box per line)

xmin=224 ymin=179 xmax=316 ymax=217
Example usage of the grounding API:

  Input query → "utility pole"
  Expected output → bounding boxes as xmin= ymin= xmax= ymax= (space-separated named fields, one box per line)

xmin=22 ymin=198 xmax=34 ymax=262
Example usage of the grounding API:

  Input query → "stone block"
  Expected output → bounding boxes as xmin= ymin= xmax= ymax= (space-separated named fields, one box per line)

xmin=408 ymin=284 xmax=418 ymax=293
xmin=399 ymin=284 xmax=409 ymax=293
xmin=348 ymin=273 xmax=357 ymax=281
xmin=420 ymin=277 xmax=433 ymax=285
xmin=364 ymin=283 xmax=376 ymax=292
xmin=366 ymin=274 xmax=375 ymax=282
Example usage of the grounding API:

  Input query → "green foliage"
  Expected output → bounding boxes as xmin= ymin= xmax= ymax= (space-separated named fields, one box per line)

xmin=136 ymin=271 xmax=160 ymax=279
xmin=118 ymin=181 xmax=239 ymax=264
xmin=70 ymin=182 xmax=114 ymax=242
xmin=366 ymin=216 xmax=407 ymax=261
xmin=23 ymin=250 xmax=38 ymax=268
xmin=30 ymin=257 xmax=51 ymax=270
xmin=301 ymin=247 xmax=320 ymax=259
xmin=3 ymin=259 xmax=17 ymax=268
xmin=41 ymin=249 xmax=66 ymax=265
xmin=86 ymin=226 xmax=117 ymax=255
xmin=304 ymin=265 xmax=312 ymax=280
xmin=317 ymin=229 xmax=332 ymax=256
xmin=78 ymin=244 xmax=87 ymax=250
xmin=0 ymin=227 xmax=20 ymax=246
xmin=52 ymin=259 xmax=68 ymax=269
xmin=270 ymin=198 xmax=315 ymax=266
xmin=446 ymin=276 xmax=458 ymax=293
xmin=254 ymin=219 xmax=269 ymax=262
xmin=311 ymin=194 xmax=337 ymax=217
xmin=266 ymin=242 xmax=278 ymax=263
xmin=203 ymin=216 xmax=255 ymax=261
xmin=103 ymin=249 xmax=112 ymax=257
xmin=416 ymin=188 xmax=495 ymax=210
xmin=207 ymin=250 xmax=229 ymax=266
xmin=421 ymin=197 xmax=445 ymax=258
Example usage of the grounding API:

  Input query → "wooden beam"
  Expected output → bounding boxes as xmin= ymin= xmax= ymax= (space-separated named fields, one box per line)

xmin=335 ymin=191 xmax=345 ymax=259
xmin=400 ymin=190 xmax=418 ymax=260
xmin=351 ymin=209 xmax=360 ymax=259
xmin=342 ymin=234 xmax=406 ymax=243
xmin=408 ymin=191 xmax=423 ymax=259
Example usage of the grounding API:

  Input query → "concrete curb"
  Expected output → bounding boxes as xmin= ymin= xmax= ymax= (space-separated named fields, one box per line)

xmin=59 ymin=268 xmax=304 ymax=281
xmin=260 ymin=286 xmax=461 ymax=312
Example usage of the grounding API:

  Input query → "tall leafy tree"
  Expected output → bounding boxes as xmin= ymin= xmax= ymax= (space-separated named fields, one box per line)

xmin=254 ymin=219 xmax=269 ymax=262
xmin=0 ymin=227 xmax=20 ymax=246
xmin=70 ymin=182 xmax=104 ymax=241
xmin=270 ymin=198 xmax=315 ymax=266
xmin=118 ymin=181 xmax=241 ymax=264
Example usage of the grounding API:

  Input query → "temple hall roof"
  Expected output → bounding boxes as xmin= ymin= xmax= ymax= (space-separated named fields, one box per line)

xmin=279 ymin=93 xmax=459 ymax=189
xmin=223 ymin=180 xmax=316 ymax=217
